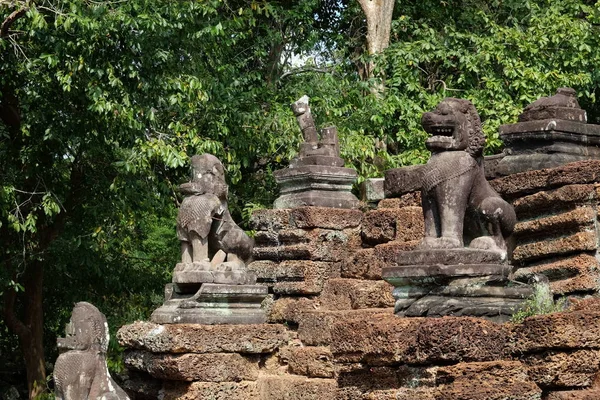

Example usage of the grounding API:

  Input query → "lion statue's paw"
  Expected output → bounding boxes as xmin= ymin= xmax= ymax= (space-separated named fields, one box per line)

xmin=418 ymin=236 xmax=462 ymax=249
xmin=469 ymin=236 xmax=506 ymax=255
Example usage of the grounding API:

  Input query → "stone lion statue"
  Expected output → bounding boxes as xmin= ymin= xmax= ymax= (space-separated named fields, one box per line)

xmin=175 ymin=154 xmax=253 ymax=274
xmin=54 ymin=302 xmax=129 ymax=400
xmin=419 ymin=98 xmax=516 ymax=253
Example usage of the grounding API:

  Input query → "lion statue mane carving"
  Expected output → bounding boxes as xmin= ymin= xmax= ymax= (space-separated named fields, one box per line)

xmin=419 ymin=98 xmax=516 ymax=253
xmin=54 ymin=302 xmax=129 ymax=400
xmin=175 ymin=154 xmax=253 ymax=272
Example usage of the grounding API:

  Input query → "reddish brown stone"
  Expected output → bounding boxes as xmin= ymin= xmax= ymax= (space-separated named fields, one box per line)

xmin=361 ymin=207 xmax=424 ymax=245
xmin=523 ymin=349 xmax=600 ymax=388
xmin=118 ymin=322 xmax=289 ymax=354
xmin=341 ymin=248 xmax=385 ymax=280
xmin=281 ymin=346 xmax=335 ymax=378
xmin=297 ymin=309 xmax=393 ymax=346
xmin=362 ymin=388 xmax=435 ymax=400
xmin=512 ymin=231 xmax=597 ymax=262
xmin=162 ymin=381 xmax=258 ymax=400
xmin=373 ymin=240 xmax=420 ymax=263
xmin=330 ymin=314 xmax=508 ymax=365
xmin=569 ymin=297 xmax=600 ymax=312
xmin=378 ymin=192 xmax=422 ymax=209
xmin=258 ymin=374 xmax=337 ymax=400
xmin=490 ymin=160 xmax=600 ymax=198
xmin=250 ymin=209 xmax=292 ymax=231
xmin=512 ymin=184 xmax=596 ymax=218
xmin=546 ymin=389 xmax=600 ymax=400
xmin=513 ymin=254 xmax=600 ymax=295
xmin=319 ymin=279 xmax=395 ymax=310
xmin=268 ymin=296 xmax=316 ymax=324
xmin=510 ymin=310 xmax=600 ymax=353
xmin=124 ymin=351 xmax=259 ymax=382
xmin=513 ymin=207 xmax=596 ymax=238
xmin=434 ymin=361 xmax=542 ymax=400
xmin=291 ymin=207 xmax=363 ymax=230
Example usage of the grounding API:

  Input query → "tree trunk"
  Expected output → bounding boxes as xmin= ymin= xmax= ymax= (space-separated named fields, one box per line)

xmin=356 ymin=0 xmax=395 ymax=78
xmin=3 ymin=263 xmax=47 ymax=399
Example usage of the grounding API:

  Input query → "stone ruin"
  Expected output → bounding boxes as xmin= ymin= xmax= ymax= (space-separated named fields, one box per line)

xmin=273 ymin=95 xmax=360 ymax=209
xmin=117 ymin=89 xmax=600 ymax=399
xmin=54 ymin=302 xmax=129 ymax=400
xmin=151 ymin=154 xmax=267 ymax=324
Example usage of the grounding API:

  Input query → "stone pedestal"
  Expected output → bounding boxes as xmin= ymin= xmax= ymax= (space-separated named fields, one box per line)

xmin=382 ymin=249 xmax=532 ymax=323
xmin=151 ymin=282 xmax=268 ymax=324
xmin=273 ymin=164 xmax=359 ymax=209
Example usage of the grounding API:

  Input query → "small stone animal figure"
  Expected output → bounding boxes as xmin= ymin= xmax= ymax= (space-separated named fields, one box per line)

xmin=54 ymin=302 xmax=129 ymax=400
xmin=176 ymin=154 xmax=253 ymax=270
xmin=419 ymin=98 xmax=516 ymax=253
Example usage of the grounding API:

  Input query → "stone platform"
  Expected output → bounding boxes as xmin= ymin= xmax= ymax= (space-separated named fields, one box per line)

xmin=382 ymin=249 xmax=531 ymax=322
xmin=151 ymin=283 xmax=268 ymax=325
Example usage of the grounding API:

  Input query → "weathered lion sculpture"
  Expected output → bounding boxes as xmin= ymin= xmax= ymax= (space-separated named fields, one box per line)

xmin=419 ymin=98 xmax=516 ymax=253
xmin=175 ymin=154 xmax=253 ymax=272
xmin=54 ymin=302 xmax=129 ymax=400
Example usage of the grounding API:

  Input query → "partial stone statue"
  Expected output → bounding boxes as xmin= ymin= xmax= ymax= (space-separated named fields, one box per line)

xmin=54 ymin=302 xmax=129 ymax=400
xmin=151 ymin=154 xmax=267 ymax=325
xmin=174 ymin=153 xmax=253 ymax=284
xmin=273 ymin=95 xmax=359 ymax=209
xmin=419 ymin=98 xmax=516 ymax=253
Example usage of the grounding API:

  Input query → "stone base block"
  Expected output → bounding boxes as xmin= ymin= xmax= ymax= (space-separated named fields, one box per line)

xmin=390 ymin=248 xmax=507 ymax=266
xmin=151 ymin=283 xmax=268 ymax=324
xmin=382 ymin=263 xmax=512 ymax=286
xmin=273 ymin=190 xmax=359 ymax=209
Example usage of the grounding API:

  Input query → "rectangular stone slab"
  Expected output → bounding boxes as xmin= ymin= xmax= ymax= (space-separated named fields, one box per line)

xmin=382 ymin=264 xmax=512 ymax=287
xmin=391 ymin=249 xmax=507 ymax=266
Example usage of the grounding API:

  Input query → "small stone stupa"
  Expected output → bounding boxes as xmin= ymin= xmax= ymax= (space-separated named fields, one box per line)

xmin=151 ymin=154 xmax=267 ymax=324
xmin=382 ymin=98 xmax=532 ymax=322
xmin=273 ymin=96 xmax=359 ymax=209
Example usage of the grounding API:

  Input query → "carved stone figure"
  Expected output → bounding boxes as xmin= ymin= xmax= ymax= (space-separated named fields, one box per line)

xmin=54 ymin=302 xmax=129 ymax=400
xmin=174 ymin=154 xmax=253 ymax=278
xmin=419 ymin=98 xmax=516 ymax=253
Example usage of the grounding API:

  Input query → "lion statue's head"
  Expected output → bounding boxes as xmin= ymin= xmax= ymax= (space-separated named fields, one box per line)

xmin=421 ymin=98 xmax=485 ymax=158
xmin=179 ymin=153 xmax=229 ymax=199
xmin=57 ymin=302 xmax=109 ymax=353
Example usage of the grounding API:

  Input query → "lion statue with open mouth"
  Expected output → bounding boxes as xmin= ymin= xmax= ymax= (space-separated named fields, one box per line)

xmin=418 ymin=98 xmax=516 ymax=254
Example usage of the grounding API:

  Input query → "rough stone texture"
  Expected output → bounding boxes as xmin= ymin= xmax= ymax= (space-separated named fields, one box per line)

xmin=258 ymin=375 xmax=337 ymax=400
xmin=510 ymin=311 xmax=600 ymax=353
xmin=341 ymin=248 xmax=390 ymax=280
xmin=319 ymin=279 xmax=396 ymax=310
xmin=522 ymin=349 xmax=600 ymax=388
xmin=124 ymin=351 xmax=259 ymax=382
xmin=361 ymin=207 xmax=424 ymax=245
xmin=161 ymin=381 xmax=259 ymax=400
xmin=291 ymin=207 xmax=363 ymax=230
xmin=297 ymin=309 xmax=393 ymax=346
xmin=330 ymin=314 xmax=509 ymax=365
xmin=267 ymin=297 xmax=316 ymax=324
xmin=546 ymin=388 xmax=600 ymax=400
xmin=250 ymin=209 xmax=292 ymax=231
xmin=391 ymin=248 xmax=506 ymax=266
xmin=512 ymin=231 xmax=597 ymax=263
xmin=248 ymin=260 xmax=335 ymax=295
xmin=490 ymin=161 xmax=600 ymax=198
xmin=117 ymin=321 xmax=289 ymax=354
xmin=378 ymin=191 xmax=422 ymax=208
xmin=434 ymin=361 xmax=542 ymax=400
xmin=384 ymin=165 xmax=425 ymax=197
xmin=281 ymin=346 xmax=335 ymax=378
xmin=512 ymin=253 xmax=600 ymax=294
xmin=512 ymin=184 xmax=597 ymax=218
xmin=513 ymin=207 xmax=596 ymax=238
xmin=373 ymin=240 xmax=421 ymax=262
xmin=122 ymin=371 xmax=161 ymax=400
xmin=360 ymin=178 xmax=385 ymax=202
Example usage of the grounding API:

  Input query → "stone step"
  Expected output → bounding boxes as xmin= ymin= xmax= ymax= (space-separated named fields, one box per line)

xmin=511 ymin=183 xmax=597 ymax=219
xmin=248 ymin=260 xmax=339 ymax=295
xmin=512 ymin=230 xmax=597 ymax=263
xmin=360 ymin=206 xmax=423 ymax=245
xmin=513 ymin=206 xmax=596 ymax=239
xmin=318 ymin=278 xmax=395 ymax=311
xmin=513 ymin=253 xmax=600 ymax=294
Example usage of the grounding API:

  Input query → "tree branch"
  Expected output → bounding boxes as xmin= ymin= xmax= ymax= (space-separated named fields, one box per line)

xmin=2 ymin=278 xmax=31 ymax=340
xmin=1 ymin=7 xmax=29 ymax=39
xmin=279 ymin=67 xmax=335 ymax=80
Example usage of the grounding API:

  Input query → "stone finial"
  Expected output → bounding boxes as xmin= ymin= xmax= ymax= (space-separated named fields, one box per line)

xmin=54 ymin=302 xmax=129 ymax=400
xmin=518 ymin=87 xmax=586 ymax=123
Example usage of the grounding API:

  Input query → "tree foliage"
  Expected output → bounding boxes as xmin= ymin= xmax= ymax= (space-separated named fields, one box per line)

xmin=2 ymin=0 xmax=600 ymax=397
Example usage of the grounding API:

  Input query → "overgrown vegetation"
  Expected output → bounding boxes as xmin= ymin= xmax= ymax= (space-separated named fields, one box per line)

xmin=2 ymin=0 xmax=600 ymax=397
xmin=511 ymin=281 xmax=568 ymax=323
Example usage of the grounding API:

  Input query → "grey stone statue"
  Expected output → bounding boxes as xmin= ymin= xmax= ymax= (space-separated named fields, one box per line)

xmin=174 ymin=154 xmax=253 ymax=279
xmin=54 ymin=302 xmax=129 ymax=400
xmin=419 ymin=98 xmax=516 ymax=252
